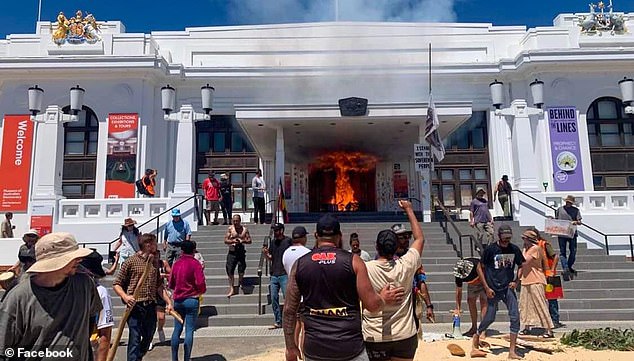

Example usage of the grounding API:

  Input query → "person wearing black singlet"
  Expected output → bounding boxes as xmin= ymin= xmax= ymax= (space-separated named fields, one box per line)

xmin=283 ymin=214 xmax=406 ymax=361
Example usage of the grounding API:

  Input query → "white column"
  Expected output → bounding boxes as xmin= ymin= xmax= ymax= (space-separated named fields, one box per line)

xmin=170 ymin=104 xmax=196 ymax=197
xmin=499 ymin=99 xmax=543 ymax=193
xmin=275 ymin=127 xmax=285 ymax=213
xmin=31 ymin=106 xmax=65 ymax=201
xmin=418 ymin=125 xmax=432 ymax=222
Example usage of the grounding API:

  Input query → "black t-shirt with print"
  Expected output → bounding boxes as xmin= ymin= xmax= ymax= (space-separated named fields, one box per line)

xmin=481 ymin=242 xmax=525 ymax=294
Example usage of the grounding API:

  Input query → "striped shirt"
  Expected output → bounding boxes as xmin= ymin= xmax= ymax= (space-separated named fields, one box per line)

xmin=113 ymin=253 xmax=161 ymax=303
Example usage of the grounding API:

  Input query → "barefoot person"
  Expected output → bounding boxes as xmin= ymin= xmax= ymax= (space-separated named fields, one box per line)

xmin=224 ymin=215 xmax=252 ymax=297
xmin=283 ymin=214 xmax=406 ymax=361
xmin=363 ymin=200 xmax=425 ymax=361
xmin=471 ymin=225 xmax=525 ymax=360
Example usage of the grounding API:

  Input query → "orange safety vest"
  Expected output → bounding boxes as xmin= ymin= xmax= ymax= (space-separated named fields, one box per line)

xmin=144 ymin=176 xmax=156 ymax=196
xmin=538 ymin=239 xmax=556 ymax=277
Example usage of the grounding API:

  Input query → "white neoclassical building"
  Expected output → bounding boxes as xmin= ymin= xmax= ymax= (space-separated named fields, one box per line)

xmin=1 ymin=5 xmax=634 ymax=258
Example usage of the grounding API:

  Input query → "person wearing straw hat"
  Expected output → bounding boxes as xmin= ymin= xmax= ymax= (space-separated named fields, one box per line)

xmin=8 ymin=229 xmax=40 ymax=276
xmin=0 ymin=232 xmax=102 ymax=360
xmin=556 ymin=195 xmax=583 ymax=279
xmin=113 ymin=218 xmax=141 ymax=268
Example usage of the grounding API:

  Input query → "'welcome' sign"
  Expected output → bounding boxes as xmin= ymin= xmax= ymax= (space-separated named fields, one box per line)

xmin=0 ymin=115 xmax=34 ymax=211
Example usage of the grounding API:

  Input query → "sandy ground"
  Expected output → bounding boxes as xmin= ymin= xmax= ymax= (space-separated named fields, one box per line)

xmin=234 ymin=338 xmax=634 ymax=361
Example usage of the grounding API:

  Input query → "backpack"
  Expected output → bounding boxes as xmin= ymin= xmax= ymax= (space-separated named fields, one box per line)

xmin=135 ymin=178 xmax=149 ymax=195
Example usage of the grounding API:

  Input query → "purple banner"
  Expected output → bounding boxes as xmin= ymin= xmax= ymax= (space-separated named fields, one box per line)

xmin=548 ymin=106 xmax=585 ymax=191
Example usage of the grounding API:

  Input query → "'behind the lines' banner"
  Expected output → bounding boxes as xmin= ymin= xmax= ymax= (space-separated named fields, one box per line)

xmin=548 ymin=106 xmax=585 ymax=191
xmin=0 ymin=115 xmax=34 ymax=211
xmin=105 ymin=113 xmax=139 ymax=198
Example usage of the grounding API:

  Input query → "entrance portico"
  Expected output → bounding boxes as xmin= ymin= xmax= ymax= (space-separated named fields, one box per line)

xmin=236 ymin=102 xmax=472 ymax=218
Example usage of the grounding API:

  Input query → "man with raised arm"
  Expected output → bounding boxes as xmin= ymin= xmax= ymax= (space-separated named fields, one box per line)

xmin=283 ymin=214 xmax=405 ymax=361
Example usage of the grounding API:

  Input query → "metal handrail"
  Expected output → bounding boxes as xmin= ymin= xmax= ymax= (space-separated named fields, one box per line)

xmin=513 ymin=189 xmax=634 ymax=259
xmin=433 ymin=197 xmax=478 ymax=258
xmin=79 ymin=194 xmax=201 ymax=258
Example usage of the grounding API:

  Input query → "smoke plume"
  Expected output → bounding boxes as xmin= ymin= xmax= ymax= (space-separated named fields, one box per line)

xmin=221 ymin=0 xmax=457 ymax=24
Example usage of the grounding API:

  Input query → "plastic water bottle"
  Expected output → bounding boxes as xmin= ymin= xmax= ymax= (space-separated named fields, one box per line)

xmin=452 ymin=314 xmax=463 ymax=339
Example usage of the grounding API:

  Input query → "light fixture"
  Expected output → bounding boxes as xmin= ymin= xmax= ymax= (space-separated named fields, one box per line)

xmin=619 ymin=77 xmax=634 ymax=114
xmin=201 ymin=84 xmax=215 ymax=115
xmin=489 ymin=80 xmax=504 ymax=110
xmin=69 ymin=85 xmax=85 ymax=115
xmin=27 ymin=85 xmax=84 ymax=122
xmin=161 ymin=84 xmax=176 ymax=115
xmin=28 ymin=85 xmax=44 ymax=116
xmin=529 ymin=79 xmax=544 ymax=108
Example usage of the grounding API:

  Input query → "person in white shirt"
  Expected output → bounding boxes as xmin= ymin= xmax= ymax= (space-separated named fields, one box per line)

xmin=349 ymin=233 xmax=372 ymax=262
xmin=281 ymin=226 xmax=311 ymax=359
xmin=80 ymin=250 xmax=114 ymax=361
xmin=282 ymin=226 xmax=311 ymax=276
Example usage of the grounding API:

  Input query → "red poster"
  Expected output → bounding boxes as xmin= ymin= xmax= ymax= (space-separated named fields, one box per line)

xmin=30 ymin=215 xmax=53 ymax=236
xmin=393 ymin=170 xmax=409 ymax=199
xmin=0 ymin=115 xmax=34 ymax=211
xmin=105 ymin=114 xmax=139 ymax=198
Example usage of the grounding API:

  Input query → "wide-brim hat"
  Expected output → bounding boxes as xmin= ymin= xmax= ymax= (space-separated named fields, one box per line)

xmin=23 ymin=229 xmax=40 ymax=238
xmin=27 ymin=232 xmax=92 ymax=273
xmin=564 ymin=195 xmax=576 ymax=203
xmin=123 ymin=218 xmax=137 ymax=226
xmin=171 ymin=208 xmax=181 ymax=217
xmin=0 ymin=271 xmax=15 ymax=282
xmin=521 ymin=230 xmax=539 ymax=243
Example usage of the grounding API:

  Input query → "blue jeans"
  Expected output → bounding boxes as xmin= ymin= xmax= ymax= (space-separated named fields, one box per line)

xmin=558 ymin=235 xmax=578 ymax=270
xmin=270 ymin=275 xmax=288 ymax=325
xmin=171 ymin=297 xmax=199 ymax=361
xmin=477 ymin=288 xmax=520 ymax=334
xmin=127 ymin=302 xmax=157 ymax=361
xmin=549 ymin=299 xmax=560 ymax=323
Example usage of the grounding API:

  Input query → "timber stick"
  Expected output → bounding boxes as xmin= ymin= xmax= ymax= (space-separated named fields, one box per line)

xmin=106 ymin=255 xmax=154 ymax=361
xmin=169 ymin=309 xmax=184 ymax=324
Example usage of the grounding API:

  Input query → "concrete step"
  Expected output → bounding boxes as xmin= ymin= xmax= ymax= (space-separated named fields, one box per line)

xmin=101 ymin=275 xmax=269 ymax=288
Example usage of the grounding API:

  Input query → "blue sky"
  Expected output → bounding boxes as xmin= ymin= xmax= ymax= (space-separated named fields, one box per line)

xmin=1 ymin=1 xmax=633 ymax=38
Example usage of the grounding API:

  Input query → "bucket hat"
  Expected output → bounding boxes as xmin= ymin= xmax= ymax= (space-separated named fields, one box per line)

xmin=27 ymin=232 xmax=92 ymax=273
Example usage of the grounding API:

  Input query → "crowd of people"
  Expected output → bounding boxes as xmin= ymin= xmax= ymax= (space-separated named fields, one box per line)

xmin=0 ymin=190 xmax=582 ymax=361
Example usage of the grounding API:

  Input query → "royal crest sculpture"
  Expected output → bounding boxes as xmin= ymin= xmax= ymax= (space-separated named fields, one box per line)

xmin=51 ymin=10 xmax=102 ymax=45
xmin=578 ymin=1 xmax=626 ymax=35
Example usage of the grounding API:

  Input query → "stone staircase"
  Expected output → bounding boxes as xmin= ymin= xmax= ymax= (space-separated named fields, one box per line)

xmin=97 ymin=219 xmax=634 ymax=327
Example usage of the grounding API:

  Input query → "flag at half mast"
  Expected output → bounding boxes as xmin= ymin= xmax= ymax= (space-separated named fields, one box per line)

xmin=425 ymin=93 xmax=445 ymax=162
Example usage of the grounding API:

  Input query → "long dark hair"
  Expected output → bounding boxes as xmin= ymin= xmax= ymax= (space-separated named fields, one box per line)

xmin=120 ymin=225 xmax=140 ymax=237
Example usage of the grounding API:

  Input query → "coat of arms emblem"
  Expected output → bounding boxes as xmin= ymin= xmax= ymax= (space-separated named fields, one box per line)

xmin=578 ymin=1 xmax=626 ymax=35
xmin=51 ymin=10 xmax=102 ymax=45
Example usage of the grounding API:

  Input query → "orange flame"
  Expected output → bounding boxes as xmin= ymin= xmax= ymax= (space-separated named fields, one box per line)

xmin=315 ymin=151 xmax=377 ymax=211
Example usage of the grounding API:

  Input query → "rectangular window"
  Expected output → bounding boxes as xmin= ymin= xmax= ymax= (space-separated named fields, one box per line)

xmin=87 ymin=132 xmax=98 ymax=154
xmin=472 ymin=127 xmax=485 ymax=149
xmin=598 ymin=100 xmax=618 ymax=119
xmin=246 ymin=172 xmax=257 ymax=186
xmin=65 ymin=132 xmax=85 ymax=155
xmin=442 ymin=185 xmax=455 ymax=207
xmin=459 ymin=169 xmax=472 ymax=180
xmin=231 ymin=132 xmax=244 ymax=152
xmin=460 ymin=184 xmax=473 ymax=206
xmin=588 ymin=124 xmax=599 ymax=147
xmin=624 ymin=123 xmax=634 ymax=147
xmin=600 ymin=123 xmax=620 ymax=147
xmin=441 ymin=170 xmax=454 ymax=181
xmin=606 ymin=176 xmax=628 ymax=188
xmin=231 ymin=172 xmax=243 ymax=185
xmin=593 ymin=176 xmax=604 ymax=188
xmin=197 ymin=132 xmax=210 ymax=152
xmin=213 ymin=132 xmax=225 ymax=153
xmin=233 ymin=188 xmax=243 ymax=209
xmin=474 ymin=169 xmax=488 ymax=180
xmin=629 ymin=176 xmax=634 ymax=187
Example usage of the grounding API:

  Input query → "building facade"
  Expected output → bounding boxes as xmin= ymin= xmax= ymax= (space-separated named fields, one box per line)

xmin=1 ymin=7 xmax=634 ymax=255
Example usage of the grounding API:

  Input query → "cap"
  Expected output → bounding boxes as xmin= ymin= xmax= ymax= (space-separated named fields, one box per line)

xmin=502 ymin=175 xmax=509 ymax=180
xmin=171 ymin=208 xmax=181 ymax=217
xmin=220 ymin=173 xmax=228 ymax=180
xmin=271 ymin=222 xmax=284 ymax=231
xmin=292 ymin=226 xmax=308 ymax=239
xmin=27 ymin=232 xmax=92 ymax=273
xmin=390 ymin=224 xmax=411 ymax=235
xmin=564 ymin=195 xmax=576 ymax=203
xmin=476 ymin=187 xmax=486 ymax=195
xmin=80 ymin=249 xmax=106 ymax=278
xmin=498 ymin=225 xmax=513 ymax=237
xmin=453 ymin=259 xmax=476 ymax=280
xmin=376 ymin=229 xmax=398 ymax=255
xmin=316 ymin=213 xmax=341 ymax=237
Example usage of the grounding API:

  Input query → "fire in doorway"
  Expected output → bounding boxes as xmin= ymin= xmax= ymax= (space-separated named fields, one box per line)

xmin=313 ymin=151 xmax=378 ymax=211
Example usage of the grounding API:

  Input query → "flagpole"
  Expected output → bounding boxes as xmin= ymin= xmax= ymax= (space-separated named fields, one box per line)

xmin=335 ymin=0 xmax=339 ymax=21
xmin=428 ymin=43 xmax=432 ymax=95
xmin=37 ymin=0 xmax=43 ymax=29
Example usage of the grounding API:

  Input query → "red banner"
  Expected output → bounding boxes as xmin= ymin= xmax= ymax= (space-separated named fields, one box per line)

xmin=105 ymin=113 xmax=139 ymax=198
xmin=0 ymin=115 xmax=34 ymax=211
